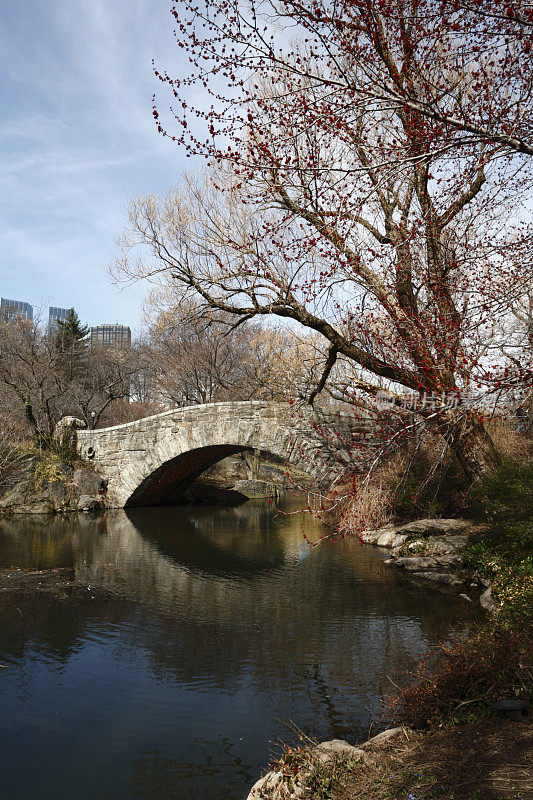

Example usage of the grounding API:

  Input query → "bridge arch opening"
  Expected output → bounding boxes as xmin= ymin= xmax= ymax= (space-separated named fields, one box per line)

xmin=123 ymin=444 xmax=312 ymax=508
xmin=124 ymin=444 xmax=248 ymax=507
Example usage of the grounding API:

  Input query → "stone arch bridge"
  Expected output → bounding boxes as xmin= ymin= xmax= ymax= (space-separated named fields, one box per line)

xmin=76 ymin=401 xmax=376 ymax=508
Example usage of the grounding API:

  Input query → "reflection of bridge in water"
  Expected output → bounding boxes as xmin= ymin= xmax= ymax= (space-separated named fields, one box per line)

xmin=0 ymin=507 xmax=467 ymax=732
xmin=74 ymin=508 xmax=461 ymax=676
xmin=77 ymin=401 xmax=377 ymax=507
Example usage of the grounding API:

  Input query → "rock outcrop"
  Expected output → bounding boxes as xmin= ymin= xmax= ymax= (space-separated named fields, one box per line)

xmin=0 ymin=463 xmax=107 ymax=515
xmin=361 ymin=518 xmax=494 ymax=610
xmin=231 ymin=479 xmax=279 ymax=499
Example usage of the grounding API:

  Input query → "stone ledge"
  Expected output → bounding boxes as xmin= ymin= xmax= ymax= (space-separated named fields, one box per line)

xmin=392 ymin=553 xmax=462 ymax=572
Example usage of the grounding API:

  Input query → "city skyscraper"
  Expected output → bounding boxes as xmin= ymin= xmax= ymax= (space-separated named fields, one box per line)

xmin=90 ymin=324 xmax=132 ymax=348
xmin=48 ymin=306 xmax=71 ymax=332
xmin=0 ymin=297 xmax=33 ymax=321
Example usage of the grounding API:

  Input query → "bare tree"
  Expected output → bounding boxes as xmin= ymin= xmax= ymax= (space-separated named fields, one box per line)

xmin=144 ymin=303 xmax=254 ymax=405
xmin=142 ymin=294 xmax=334 ymax=406
xmin=240 ymin=326 xmax=337 ymax=404
xmin=0 ymin=412 xmax=33 ymax=492
xmin=113 ymin=0 xmax=533 ymax=482
xmin=114 ymin=158 xmax=532 ymax=482
xmin=0 ymin=318 xmax=73 ymax=440
xmin=0 ymin=317 xmax=146 ymax=439
xmin=70 ymin=344 xmax=145 ymax=429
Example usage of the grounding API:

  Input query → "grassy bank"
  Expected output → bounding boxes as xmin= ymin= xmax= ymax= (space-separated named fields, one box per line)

xmin=384 ymin=460 xmax=532 ymax=730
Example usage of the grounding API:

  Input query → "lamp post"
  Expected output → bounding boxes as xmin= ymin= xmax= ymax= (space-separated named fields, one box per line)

xmin=91 ymin=410 xmax=96 ymax=430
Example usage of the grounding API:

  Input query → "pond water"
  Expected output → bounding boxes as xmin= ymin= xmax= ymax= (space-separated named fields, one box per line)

xmin=0 ymin=500 xmax=471 ymax=800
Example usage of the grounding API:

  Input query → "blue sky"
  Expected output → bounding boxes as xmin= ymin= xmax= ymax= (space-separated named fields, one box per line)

xmin=0 ymin=0 xmax=195 ymax=334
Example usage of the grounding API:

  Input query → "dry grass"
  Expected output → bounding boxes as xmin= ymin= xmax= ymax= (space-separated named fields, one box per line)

xmin=485 ymin=418 xmax=532 ymax=462
xmin=330 ymin=438 xmax=455 ymax=537
xmin=384 ymin=622 xmax=533 ymax=731
xmin=333 ymin=419 xmax=531 ymax=538
xmin=333 ymin=481 xmax=392 ymax=537
xmin=309 ymin=719 xmax=533 ymax=800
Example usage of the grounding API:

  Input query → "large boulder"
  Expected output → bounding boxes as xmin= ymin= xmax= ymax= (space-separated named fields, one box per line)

xmin=48 ymin=481 xmax=68 ymax=510
xmin=362 ymin=520 xmax=473 ymax=560
xmin=246 ymin=770 xmax=287 ymax=799
xmin=362 ymin=519 xmax=471 ymax=544
xmin=408 ymin=571 xmax=464 ymax=587
xmin=393 ymin=554 xmax=462 ymax=572
xmin=360 ymin=727 xmax=409 ymax=748
xmin=73 ymin=468 xmax=106 ymax=496
xmin=314 ymin=740 xmax=366 ymax=764
xmin=393 ymin=519 xmax=472 ymax=537
xmin=245 ymin=728 xmax=410 ymax=799
xmin=480 ymin=587 xmax=495 ymax=612
xmin=376 ymin=530 xmax=399 ymax=547
xmin=390 ymin=532 xmax=471 ymax=558
xmin=360 ymin=525 xmax=394 ymax=544
xmin=77 ymin=495 xmax=103 ymax=513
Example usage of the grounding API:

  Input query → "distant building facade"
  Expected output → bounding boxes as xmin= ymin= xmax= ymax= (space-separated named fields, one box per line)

xmin=90 ymin=324 xmax=132 ymax=348
xmin=48 ymin=306 xmax=71 ymax=332
xmin=0 ymin=297 xmax=33 ymax=321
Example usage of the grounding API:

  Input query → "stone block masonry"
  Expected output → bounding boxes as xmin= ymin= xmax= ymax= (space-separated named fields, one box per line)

xmin=77 ymin=401 xmax=376 ymax=508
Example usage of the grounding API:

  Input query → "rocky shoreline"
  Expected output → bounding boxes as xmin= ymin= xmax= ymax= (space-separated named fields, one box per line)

xmin=360 ymin=517 xmax=495 ymax=612
xmin=0 ymin=451 xmax=297 ymax=514
xmin=0 ymin=464 xmax=108 ymax=515
xmin=245 ymin=719 xmax=532 ymax=800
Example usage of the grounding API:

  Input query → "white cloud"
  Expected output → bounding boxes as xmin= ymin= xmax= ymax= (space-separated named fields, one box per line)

xmin=0 ymin=0 xmax=190 ymax=330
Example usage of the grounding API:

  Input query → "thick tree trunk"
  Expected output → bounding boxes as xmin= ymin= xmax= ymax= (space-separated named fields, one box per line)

xmin=450 ymin=411 xmax=501 ymax=483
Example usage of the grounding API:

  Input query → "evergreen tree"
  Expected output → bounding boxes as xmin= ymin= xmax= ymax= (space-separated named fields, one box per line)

xmin=54 ymin=309 xmax=89 ymax=381
xmin=54 ymin=308 xmax=89 ymax=353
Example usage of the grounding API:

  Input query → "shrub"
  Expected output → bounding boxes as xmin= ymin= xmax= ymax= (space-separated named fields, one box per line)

xmin=32 ymin=452 xmax=65 ymax=489
xmin=50 ymin=430 xmax=79 ymax=464
xmin=0 ymin=418 xmax=34 ymax=493
xmin=34 ymin=430 xmax=80 ymax=466
xmin=333 ymin=481 xmax=392 ymax=537
xmin=468 ymin=458 xmax=533 ymax=526
xmin=385 ymin=622 xmax=532 ymax=730
xmin=387 ymin=456 xmax=533 ymax=730
xmin=462 ymin=458 xmax=533 ymax=622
